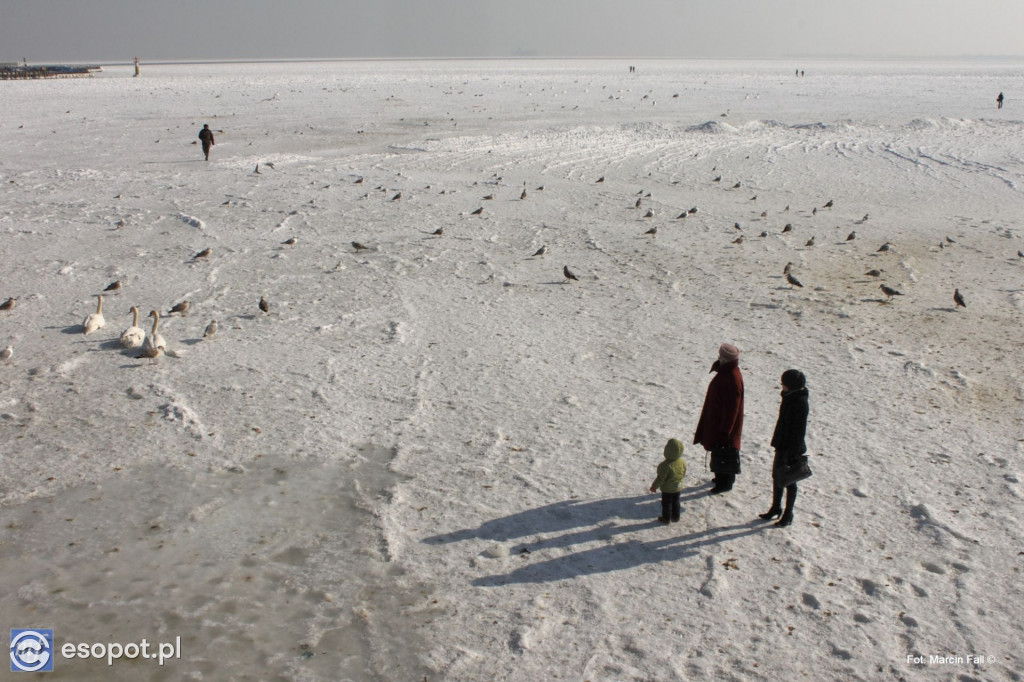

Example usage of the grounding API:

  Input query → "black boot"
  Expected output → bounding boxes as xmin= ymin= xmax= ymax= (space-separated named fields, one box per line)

xmin=759 ymin=486 xmax=783 ymax=520
xmin=775 ymin=484 xmax=797 ymax=527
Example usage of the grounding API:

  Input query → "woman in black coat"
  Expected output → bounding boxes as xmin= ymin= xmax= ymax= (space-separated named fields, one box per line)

xmin=759 ymin=369 xmax=810 ymax=527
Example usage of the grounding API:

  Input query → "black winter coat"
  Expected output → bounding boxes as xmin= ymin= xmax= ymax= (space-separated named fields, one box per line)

xmin=770 ymin=387 xmax=808 ymax=482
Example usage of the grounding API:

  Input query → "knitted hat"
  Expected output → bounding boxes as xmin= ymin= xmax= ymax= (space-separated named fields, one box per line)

xmin=718 ymin=343 xmax=740 ymax=363
xmin=781 ymin=368 xmax=806 ymax=389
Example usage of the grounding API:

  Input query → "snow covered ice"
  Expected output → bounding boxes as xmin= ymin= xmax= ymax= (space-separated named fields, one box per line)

xmin=1 ymin=59 xmax=1023 ymax=680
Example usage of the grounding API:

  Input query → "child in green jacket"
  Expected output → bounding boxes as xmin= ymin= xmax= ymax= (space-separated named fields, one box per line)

xmin=650 ymin=438 xmax=687 ymax=523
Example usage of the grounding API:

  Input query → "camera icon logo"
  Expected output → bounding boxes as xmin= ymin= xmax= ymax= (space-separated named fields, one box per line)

xmin=10 ymin=629 xmax=54 ymax=672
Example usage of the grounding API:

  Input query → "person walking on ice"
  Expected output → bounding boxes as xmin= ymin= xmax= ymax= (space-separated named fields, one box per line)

xmin=997 ymin=92 xmax=1004 ymax=109
xmin=198 ymin=124 xmax=215 ymax=161
xmin=650 ymin=438 xmax=687 ymax=523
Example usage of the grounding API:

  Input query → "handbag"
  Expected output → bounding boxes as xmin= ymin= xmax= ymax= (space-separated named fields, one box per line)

xmin=778 ymin=454 xmax=812 ymax=487
xmin=710 ymin=446 xmax=741 ymax=475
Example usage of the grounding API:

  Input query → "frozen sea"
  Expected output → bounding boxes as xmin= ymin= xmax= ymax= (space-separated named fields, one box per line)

xmin=1 ymin=59 xmax=1023 ymax=681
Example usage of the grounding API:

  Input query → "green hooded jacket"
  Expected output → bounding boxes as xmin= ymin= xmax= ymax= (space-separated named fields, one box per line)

xmin=651 ymin=438 xmax=687 ymax=493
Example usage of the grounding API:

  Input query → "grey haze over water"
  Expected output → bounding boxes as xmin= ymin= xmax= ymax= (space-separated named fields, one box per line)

xmin=3 ymin=0 xmax=1024 ymax=63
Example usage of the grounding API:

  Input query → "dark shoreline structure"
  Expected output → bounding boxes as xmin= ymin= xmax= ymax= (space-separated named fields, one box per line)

xmin=0 ymin=64 xmax=102 ymax=80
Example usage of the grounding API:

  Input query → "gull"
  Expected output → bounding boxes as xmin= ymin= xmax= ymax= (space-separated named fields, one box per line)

xmin=265 ymin=161 xmax=275 ymax=169
xmin=846 ymin=231 xmax=857 ymax=241
xmin=281 ymin=237 xmax=297 ymax=246
xmin=535 ymin=185 xmax=544 ymax=191
xmin=676 ymin=212 xmax=688 ymax=219
xmin=823 ymin=199 xmax=834 ymax=208
xmin=563 ymin=265 xmax=579 ymax=282
xmin=782 ymin=224 xmax=793 ymax=233
xmin=732 ymin=235 xmax=743 ymax=244
xmin=865 ymin=269 xmax=882 ymax=278
xmin=259 ymin=296 xmax=270 ymax=314
xmin=596 ymin=176 xmax=605 ymax=183
xmin=104 ymin=280 xmax=123 ymax=293
xmin=644 ymin=209 xmax=654 ymax=218
xmin=645 ymin=227 xmax=658 ymax=236
xmin=734 ymin=222 xmax=742 ymax=231
xmin=520 ymin=188 xmax=527 ymax=200
xmin=82 ymin=295 xmax=106 ymax=335
xmin=116 ymin=218 xmax=127 ymax=229
xmin=713 ymin=175 xmax=722 ymax=182
xmin=432 ymin=227 xmax=444 ymax=236
xmin=203 ymin=320 xmax=219 ymax=338
xmin=760 ymin=211 xmax=768 ymax=218
xmin=254 ymin=163 xmax=261 ymax=174
xmin=733 ymin=182 xmax=741 ymax=189
xmin=138 ymin=345 xmax=163 ymax=362
xmin=877 ymin=242 xmax=892 ymax=252
xmin=688 ymin=207 xmax=698 ymax=214
xmin=879 ymin=284 xmax=903 ymax=300
xmin=861 ymin=214 xmax=870 ymax=222
xmin=532 ymin=245 xmax=547 ymax=257
xmin=0 ymin=346 xmax=11 ymax=361
xmin=1018 ymin=250 xmax=1024 ymax=258
xmin=953 ymin=289 xmax=966 ymax=308
xmin=391 ymin=192 xmax=402 ymax=201
xmin=167 ymin=300 xmax=190 ymax=316
xmin=786 ymin=273 xmax=803 ymax=288
xmin=805 ymin=236 xmax=816 ymax=247
xmin=352 ymin=241 xmax=369 ymax=251
xmin=483 ymin=194 xmax=494 ymax=200
xmin=945 ymin=236 xmax=956 ymax=244
xmin=759 ymin=230 xmax=768 ymax=237
xmin=635 ymin=198 xmax=642 ymax=208
xmin=784 ymin=205 xmax=790 ymax=212
xmin=750 ymin=195 xmax=757 ymax=201
xmin=193 ymin=247 xmax=212 ymax=260
xmin=471 ymin=207 xmax=483 ymax=215
xmin=784 ymin=262 xmax=794 ymax=275
xmin=812 ymin=207 xmax=818 ymax=216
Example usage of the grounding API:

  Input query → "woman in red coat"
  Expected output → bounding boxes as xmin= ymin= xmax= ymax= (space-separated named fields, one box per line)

xmin=693 ymin=343 xmax=744 ymax=494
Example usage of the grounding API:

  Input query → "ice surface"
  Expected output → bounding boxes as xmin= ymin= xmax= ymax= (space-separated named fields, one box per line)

xmin=0 ymin=59 xmax=1022 ymax=680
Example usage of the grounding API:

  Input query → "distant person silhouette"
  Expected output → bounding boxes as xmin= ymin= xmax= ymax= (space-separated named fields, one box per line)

xmin=198 ymin=124 xmax=215 ymax=161
xmin=997 ymin=92 xmax=1004 ymax=109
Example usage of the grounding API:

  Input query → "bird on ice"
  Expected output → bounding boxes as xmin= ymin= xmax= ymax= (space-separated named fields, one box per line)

xmin=103 ymin=280 xmax=123 ymax=293
xmin=193 ymin=247 xmax=212 ymax=260
xmin=953 ymin=289 xmax=966 ymax=308
xmin=688 ymin=207 xmax=699 ymax=214
xmin=782 ymin=224 xmax=793 ymax=233
xmin=168 ymin=300 xmax=190 ymax=316
xmin=483 ymin=194 xmax=494 ymax=200
xmin=786 ymin=273 xmax=803 ymax=288
xmin=3 ymin=296 xmax=22 ymax=314
xmin=635 ymin=198 xmax=642 ymax=208
xmin=563 ymin=265 xmax=579 ymax=282
xmin=734 ymin=222 xmax=742 ymax=231
xmin=877 ymin=242 xmax=892 ymax=252
xmin=644 ymin=209 xmax=654 ymax=218
xmin=1018 ymin=250 xmax=1024 ymax=258
xmin=120 ymin=306 xmax=146 ymax=349
xmin=645 ymin=227 xmax=658 ymax=236
xmin=352 ymin=241 xmax=369 ymax=251
xmin=596 ymin=176 xmax=605 ymax=183
xmin=945 ymin=236 xmax=956 ymax=244
xmin=713 ymin=175 xmax=722 ymax=182
xmin=259 ymin=296 xmax=270 ymax=314
xmin=733 ymin=182 xmax=742 ymax=189
xmin=144 ymin=310 xmax=166 ymax=352
xmin=203 ymin=320 xmax=219 ymax=338
xmin=732 ymin=235 xmax=744 ymax=244
xmin=391 ymin=192 xmax=402 ymax=201
xmin=823 ymin=199 xmax=834 ymax=208
xmin=470 ymin=207 xmax=483 ymax=215
xmin=865 ymin=269 xmax=882 ymax=278
xmin=531 ymin=245 xmax=547 ymax=257
xmin=82 ymin=295 xmax=106 ymax=335
xmin=846 ymin=231 xmax=857 ymax=241
xmin=805 ymin=236 xmax=816 ymax=247
xmin=431 ymin=227 xmax=444 ymax=236
xmin=783 ymin=262 xmax=794 ymax=275
xmin=879 ymin=284 xmax=903 ymax=300
xmin=281 ymin=237 xmax=297 ymax=246
xmin=520 ymin=187 xmax=527 ymax=200
xmin=1 ymin=346 xmax=12 ymax=361
xmin=115 ymin=218 xmax=127 ymax=229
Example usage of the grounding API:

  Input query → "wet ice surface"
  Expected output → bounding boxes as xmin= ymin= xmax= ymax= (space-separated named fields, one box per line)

xmin=1 ymin=59 xmax=1023 ymax=680
xmin=2 ymin=445 xmax=430 ymax=681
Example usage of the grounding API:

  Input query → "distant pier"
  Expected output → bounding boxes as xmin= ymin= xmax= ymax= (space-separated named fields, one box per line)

xmin=0 ymin=64 xmax=102 ymax=80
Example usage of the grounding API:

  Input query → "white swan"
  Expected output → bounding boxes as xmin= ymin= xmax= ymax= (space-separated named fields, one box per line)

xmin=120 ymin=306 xmax=146 ymax=348
xmin=82 ymin=294 xmax=106 ymax=335
xmin=143 ymin=309 xmax=166 ymax=352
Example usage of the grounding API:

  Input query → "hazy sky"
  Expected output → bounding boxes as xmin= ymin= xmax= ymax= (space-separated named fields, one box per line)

xmin=3 ymin=0 xmax=1023 ymax=63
